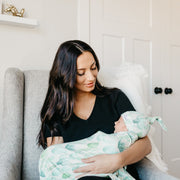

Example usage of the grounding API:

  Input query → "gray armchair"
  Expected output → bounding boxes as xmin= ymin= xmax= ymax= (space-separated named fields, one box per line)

xmin=0 ymin=68 xmax=48 ymax=180
xmin=0 ymin=67 xmax=178 ymax=180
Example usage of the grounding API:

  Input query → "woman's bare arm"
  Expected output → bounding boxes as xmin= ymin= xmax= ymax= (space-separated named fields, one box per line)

xmin=47 ymin=136 xmax=64 ymax=147
xmin=119 ymin=136 xmax=152 ymax=167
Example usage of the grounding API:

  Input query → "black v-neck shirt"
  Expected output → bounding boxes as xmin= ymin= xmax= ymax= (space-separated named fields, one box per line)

xmin=44 ymin=89 xmax=140 ymax=179
xmin=44 ymin=89 xmax=135 ymax=143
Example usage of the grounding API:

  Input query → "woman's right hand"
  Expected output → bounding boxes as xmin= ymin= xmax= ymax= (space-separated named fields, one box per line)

xmin=74 ymin=153 xmax=123 ymax=179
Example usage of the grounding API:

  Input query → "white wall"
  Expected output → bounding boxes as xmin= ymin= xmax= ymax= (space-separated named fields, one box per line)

xmin=0 ymin=0 xmax=78 ymax=118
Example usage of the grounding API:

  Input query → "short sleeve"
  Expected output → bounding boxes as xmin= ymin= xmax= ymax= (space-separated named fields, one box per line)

xmin=44 ymin=122 xmax=62 ymax=139
xmin=44 ymin=124 xmax=51 ymax=139
xmin=115 ymin=89 xmax=135 ymax=116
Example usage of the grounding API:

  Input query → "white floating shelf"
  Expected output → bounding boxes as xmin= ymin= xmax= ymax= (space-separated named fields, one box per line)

xmin=0 ymin=14 xmax=38 ymax=28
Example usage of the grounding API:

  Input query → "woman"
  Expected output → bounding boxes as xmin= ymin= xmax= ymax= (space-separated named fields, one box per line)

xmin=38 ymin=40 xmax=152 ymax=180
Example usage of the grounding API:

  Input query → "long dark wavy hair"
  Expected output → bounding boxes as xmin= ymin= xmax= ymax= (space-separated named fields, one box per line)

xmin=38 ymin=40 xmax=116 ymax=148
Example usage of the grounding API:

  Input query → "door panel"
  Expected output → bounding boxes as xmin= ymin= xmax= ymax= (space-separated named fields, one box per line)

xmin=102 ymin=35 xmax=124 ymax=66
xmin=103 ymin=0 xmax=150 ymax=25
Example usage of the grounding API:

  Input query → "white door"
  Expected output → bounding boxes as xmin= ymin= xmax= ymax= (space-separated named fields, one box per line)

xmin=78 ymin=0 xmax=180 ymax=178
xmin=89 ymin=0 xmax=163 ymax=153
xmin=161 ymin=1 xmax=180 ymax=177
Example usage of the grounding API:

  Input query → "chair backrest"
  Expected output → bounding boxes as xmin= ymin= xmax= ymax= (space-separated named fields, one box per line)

xmin=0 ymin=68 xmax=48 ymax=180
xmin=22 ymin=70 xmax=49 ymax=179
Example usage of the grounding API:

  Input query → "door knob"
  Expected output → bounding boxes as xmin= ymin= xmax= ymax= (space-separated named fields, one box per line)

xmin=164 ymin=88 xmax=173 ymax=94
xmin=154 ymin=87 xmax=163 ymax=94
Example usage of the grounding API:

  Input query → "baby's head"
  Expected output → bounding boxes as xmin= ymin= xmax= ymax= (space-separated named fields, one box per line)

xmin=114 ymin=116 xmax=128 ymax=133
xmin=114 ymin=111 xmax=167 ymax=138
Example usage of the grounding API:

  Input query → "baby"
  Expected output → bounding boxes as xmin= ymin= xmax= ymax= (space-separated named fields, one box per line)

xmin=39 ymin=111 xmax=167 ymax=180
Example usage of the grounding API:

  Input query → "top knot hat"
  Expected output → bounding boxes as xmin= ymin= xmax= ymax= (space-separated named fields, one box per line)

xmin=121 ymin=111 xmax=167 ymax=138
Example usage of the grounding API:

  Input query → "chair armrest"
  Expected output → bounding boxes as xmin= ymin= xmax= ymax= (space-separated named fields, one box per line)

xmin=135 ymin=158 xmax=178 ymax=180
xmin=0 ymin=68 xmax=24 ymax=180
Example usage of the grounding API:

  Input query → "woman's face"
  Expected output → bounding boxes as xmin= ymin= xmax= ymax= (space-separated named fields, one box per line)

xmin=75 ymin=51 xmax=98 ymax=93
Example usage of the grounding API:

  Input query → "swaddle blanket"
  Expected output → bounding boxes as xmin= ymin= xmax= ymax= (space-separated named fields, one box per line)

xmin=39 ymin=111 xmax=167 ymax=180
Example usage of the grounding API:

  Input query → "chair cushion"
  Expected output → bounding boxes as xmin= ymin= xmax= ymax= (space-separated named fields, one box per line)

xmin=98 ymin=62 xmax=151 ymax=115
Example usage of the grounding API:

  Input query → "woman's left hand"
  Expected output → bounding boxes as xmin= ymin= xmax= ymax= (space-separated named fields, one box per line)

xmin=73 ymin=153 xmax=123 ymax=178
